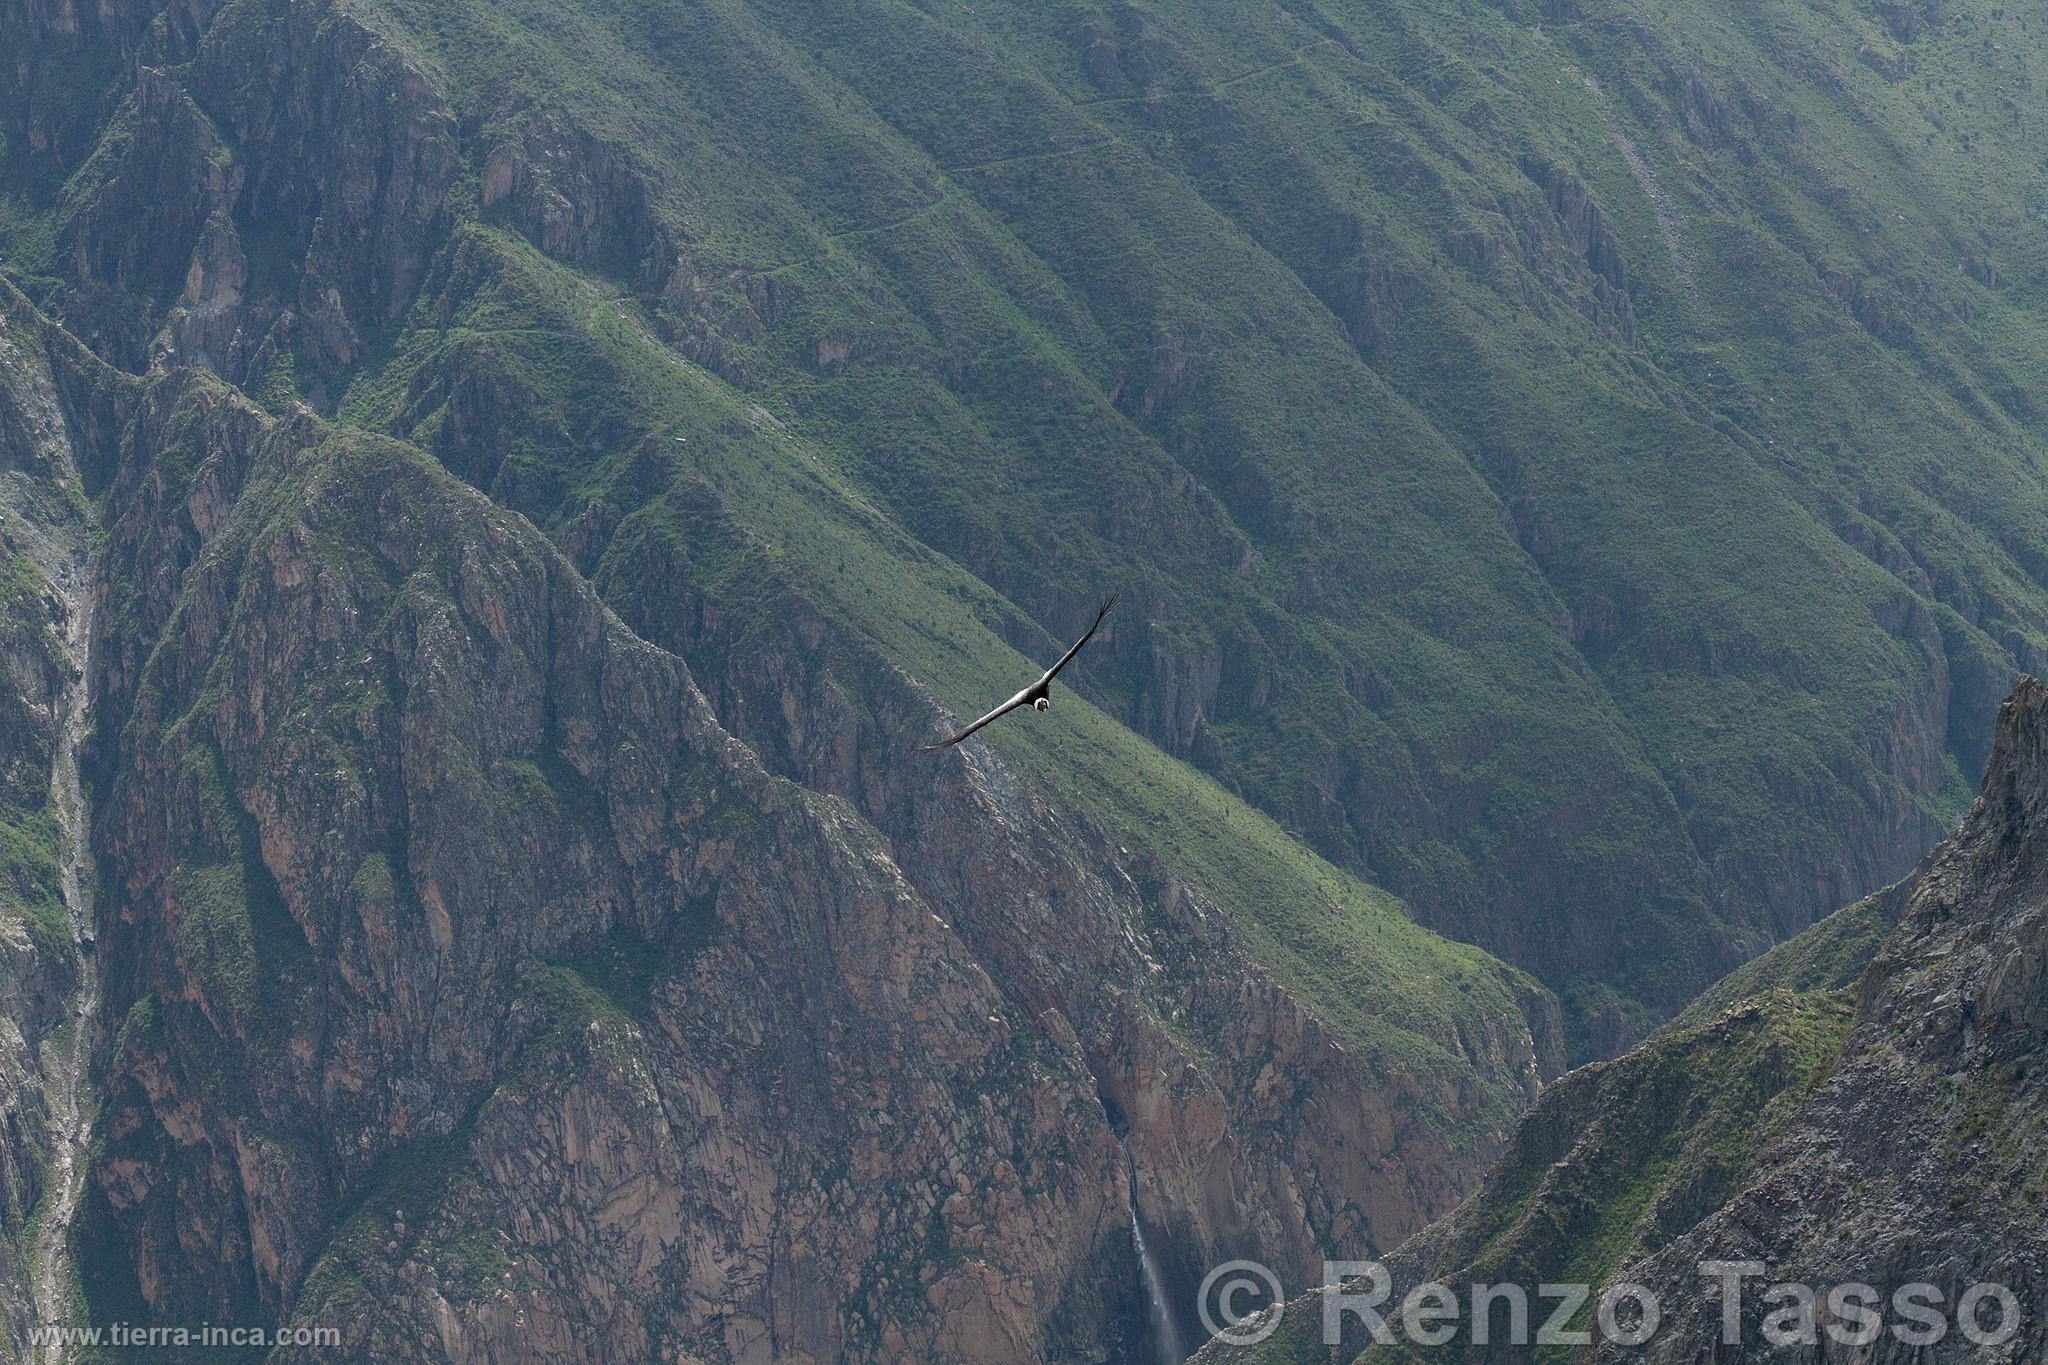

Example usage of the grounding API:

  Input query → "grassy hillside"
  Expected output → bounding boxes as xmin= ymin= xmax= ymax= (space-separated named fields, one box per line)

xmin=341 ymin=224 xmax=1547 ymax=1129
xmin=342 ymin=0 xmax=2048 ymax=1048
xmin=1671 ymin=875 xmax=1911 ymax=1029
xmin=9 ymin=0 xmax=2048 ymax=1056
xmin=1203 ymin=986 xmax=1856 ymax=1364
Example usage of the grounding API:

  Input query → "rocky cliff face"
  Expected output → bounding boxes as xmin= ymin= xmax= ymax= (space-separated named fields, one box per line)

xmin=1596 ymin=678 xmax=2048 ymax=1360
xmin=74 ymin=354 xmax=1139 ymax=1361
xmin=0 ymin=274 xmax=1557 ymax=1361
xmin=589 ymin=486 xmax=1564 ymax=1281
xmin=1198 ymin=679 xmax=2048 ymax=1363
xmin=0 ymin=289 xmax=98 ymax=1359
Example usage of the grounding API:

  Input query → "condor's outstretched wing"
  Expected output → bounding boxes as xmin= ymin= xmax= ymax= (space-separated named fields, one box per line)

xmin=1034 ymin=594 xmax=1117 ymax=689
xmin=920 ymin=685 xmax=1035 ymax=751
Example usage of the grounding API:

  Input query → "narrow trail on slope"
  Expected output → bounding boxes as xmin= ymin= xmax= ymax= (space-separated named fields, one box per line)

xmin=1545 ymin=48 xmax=1699 ymax=294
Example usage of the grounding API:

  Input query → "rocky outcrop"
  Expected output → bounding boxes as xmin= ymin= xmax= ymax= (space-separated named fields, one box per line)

xmin=6 ymin=0 xmax=457 ymax=391
xmin=73 ymin=363 xmax=1138 ymax=1361
xmin=479 ymin=115 xmax=674 ymax=289
xmin=54 ymin=67 xmax=237 ymax=365
xmin=595 ymin=551 xmax=1559 ymax=1295
xmin=1192 ymin=990 xmax=1857 ymax=1363
xmin=1601 ymin=678 xmax=2048 ymax=1360
xmin=0 ymin=288 xmax=99 ymax=1360
xmin=1199 ymin=678 xmax=2048 ymax=1362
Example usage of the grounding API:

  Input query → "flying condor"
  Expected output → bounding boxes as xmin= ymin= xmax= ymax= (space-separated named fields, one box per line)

xmin=923 ymin=595 xmax=1118 ymax=750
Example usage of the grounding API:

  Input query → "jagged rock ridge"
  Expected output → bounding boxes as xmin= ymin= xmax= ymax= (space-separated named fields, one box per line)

xmin=1198 ymin=678 xmax=2048 ymax=1362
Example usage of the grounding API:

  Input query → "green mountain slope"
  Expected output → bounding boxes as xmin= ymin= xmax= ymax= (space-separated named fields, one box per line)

xmin=1670 ymin=872 xmax=1911 ymax=1030
xmin=1194 ymin=988 xmax=1856 ymax=1364
xmin=5 ymin=0 xmax=2048 ymax=1353
xmin=343 ymin=223 xmax=1546 ymax=1091
xmin=10 ymin=0 xmax=2040 ymax=1052
xmin=5 ymin=0 xmax=2042 ymax=1059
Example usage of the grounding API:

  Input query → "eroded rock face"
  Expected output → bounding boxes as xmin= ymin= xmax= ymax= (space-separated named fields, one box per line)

xmin=0 ymin=288 xmax=98 ymax=1360
xmin=1601 ymin=679 xmax=2048 ymax=1361
xmin=479 ymin=115 xmax=674 ymax=289
xmin=70 ymin=364 xmax=1137 ymax=1361
xmin=6 ymin=0 xmax=458 ymax=388
xmin=596 ymin=558 xmax=1560 ymax=1302
xmin=30 ymin=308 xmax=1555 ymax=1358
xmin=1197 ymin=679 xmax=2048 ymax=1363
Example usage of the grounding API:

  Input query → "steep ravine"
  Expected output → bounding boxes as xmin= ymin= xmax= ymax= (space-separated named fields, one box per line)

xmin=1126 ymin=1144 xmax=1190 ymax=1365
xmin=0 ymin=303 xmax=101 ymax=1358
xmin=26 ymin=536 xmax=94 ymax=1361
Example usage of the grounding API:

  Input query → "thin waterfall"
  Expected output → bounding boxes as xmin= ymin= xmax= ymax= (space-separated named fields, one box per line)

xmin=1126 ymin=1151 xmax=1187 ymax=1365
